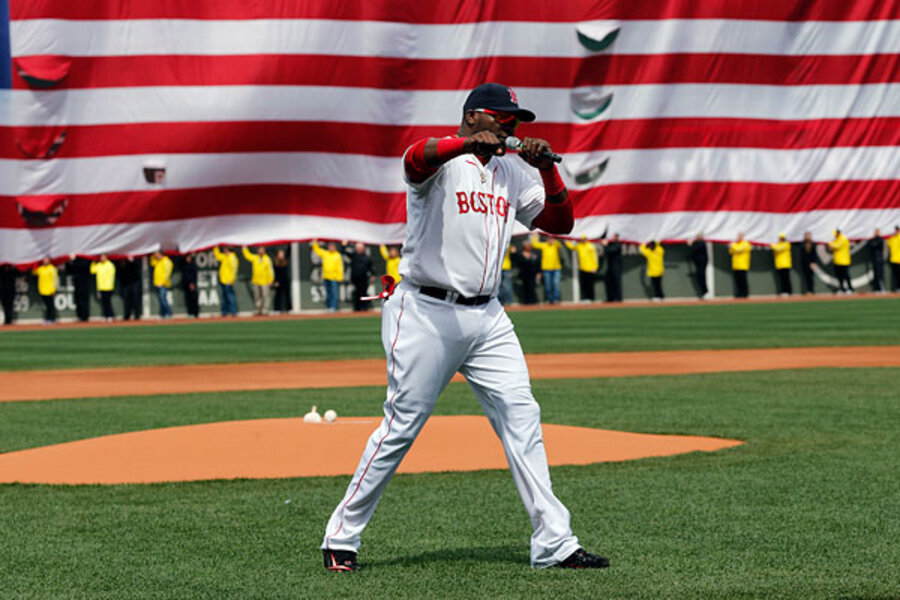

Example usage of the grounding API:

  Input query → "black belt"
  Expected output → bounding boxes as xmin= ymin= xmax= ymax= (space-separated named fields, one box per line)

xmin=419 ymin=286 xmax=492 ymax=306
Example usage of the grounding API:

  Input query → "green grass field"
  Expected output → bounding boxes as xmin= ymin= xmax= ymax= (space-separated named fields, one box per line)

xmin=1 ymin=297 xmax=898 ymax=371
xmin=1 ymin=299 xmax=898 ymax=599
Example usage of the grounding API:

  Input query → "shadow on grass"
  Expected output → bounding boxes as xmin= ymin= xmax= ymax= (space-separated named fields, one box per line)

xmin=364 ymin=544 xmax=527 ymax=568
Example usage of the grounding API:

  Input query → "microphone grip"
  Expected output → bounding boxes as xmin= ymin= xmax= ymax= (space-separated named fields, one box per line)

xmin=506 ymin=136 xmax=563 ymax=163
xmin=543 ymin=149 xmax=563 ymax=164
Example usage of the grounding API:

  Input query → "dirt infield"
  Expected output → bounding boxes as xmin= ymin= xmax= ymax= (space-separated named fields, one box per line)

xmin=0 ymin=415 xmax=743 ymax=485
xmin=1 ymin=345 xmax=898 ymax=403
xmin=3 ymin=345 xmax=895 ymax=485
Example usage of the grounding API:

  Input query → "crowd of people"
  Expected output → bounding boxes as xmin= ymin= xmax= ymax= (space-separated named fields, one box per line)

xmin=0 ymin=246 xmax=292 ymax=325
xmin=652 ymin=227 xmax=900 ymax=301
xmin=498 ymin=227 xmax=900 ymax=305
xmin=1 ymin=226 xmax=898 ymax=325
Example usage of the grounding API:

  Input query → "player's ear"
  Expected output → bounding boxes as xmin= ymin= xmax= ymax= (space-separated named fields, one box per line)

xmin=463 ymin=110 xmax=478 ymax=128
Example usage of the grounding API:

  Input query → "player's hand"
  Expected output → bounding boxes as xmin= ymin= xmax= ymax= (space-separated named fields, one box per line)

xmin=517 ymin=137 xmax=554 ymax=170
xmin=464 ymin=131 xmax=504 ymax=158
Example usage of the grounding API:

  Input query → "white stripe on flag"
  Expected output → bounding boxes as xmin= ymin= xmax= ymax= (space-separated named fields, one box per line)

xmin=6 ymin=145 xmax=900 ymax=196
xmin=0 ymin=215 xmax=406 ymax=265
xmin=12 ymin=18 xmax=900 ymax=58
xmin=571 ymin=208 xmax=900 ymax=247
xmin=9 ymin=152 xmax=404 ymax=195
xmin=10 ymin=84 xmax=900 ymax=127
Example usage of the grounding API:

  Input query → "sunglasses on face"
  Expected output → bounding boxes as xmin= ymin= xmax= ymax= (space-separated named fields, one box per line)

xmin=474 ymin=108 xmax=519 ymax=128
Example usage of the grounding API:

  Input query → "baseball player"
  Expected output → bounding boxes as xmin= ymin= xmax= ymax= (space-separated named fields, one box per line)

xmin=321 ymin=83 xmax=609 ymax=572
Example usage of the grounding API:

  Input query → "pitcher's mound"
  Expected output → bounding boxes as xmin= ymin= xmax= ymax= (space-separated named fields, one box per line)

xmin=0 ymin=415 xmax=742 ymax=485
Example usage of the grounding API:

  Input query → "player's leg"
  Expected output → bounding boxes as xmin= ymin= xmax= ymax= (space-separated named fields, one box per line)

xmin=459 ymin=301 xmax=582 ymax=567
xmin=322 ymin=291 xmax=467 ymax=553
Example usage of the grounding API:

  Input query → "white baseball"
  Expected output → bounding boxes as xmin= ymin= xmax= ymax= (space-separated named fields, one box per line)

xmin=324 ymin=409 xmax=338 ymax=423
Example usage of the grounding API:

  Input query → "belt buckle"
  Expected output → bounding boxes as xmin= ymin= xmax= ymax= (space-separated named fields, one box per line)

xmin=445 ymin=291 xmax=459 ymax=304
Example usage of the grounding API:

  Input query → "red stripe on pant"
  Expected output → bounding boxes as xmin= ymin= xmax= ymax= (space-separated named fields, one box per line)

xmin=325 ymin=292 xmax=406 ymax=549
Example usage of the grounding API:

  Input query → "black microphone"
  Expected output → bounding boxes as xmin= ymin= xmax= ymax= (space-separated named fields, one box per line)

xmin=505 ymin=136 xmax=563 ymax=163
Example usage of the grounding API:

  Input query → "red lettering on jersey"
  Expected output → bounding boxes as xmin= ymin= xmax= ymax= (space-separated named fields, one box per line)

xmin=458 ymin=191 xmax=508 ymax=217
xmin=496 ymin=196 xmax=509 ymax=217
xmin=477 ymin=192 xmax=488 ymax=214
xmin=470 ymin=191 xmax=484 ymax=214
xmin=456 ymin=191 xmax=470 ymax=213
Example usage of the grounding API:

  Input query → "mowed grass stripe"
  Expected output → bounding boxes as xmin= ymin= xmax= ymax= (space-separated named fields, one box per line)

xmin=1 ymin=297 xmax=898 ymax=371
xmin=0 ymin=369 xmax=897 ymax=599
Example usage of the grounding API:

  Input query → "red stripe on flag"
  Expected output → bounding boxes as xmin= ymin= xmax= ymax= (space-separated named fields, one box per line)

xmin=574 ymin=180 xmax=900 ymax=217
xmin=3 ymin=118 xmax=898 ymax=160
xmin=11 ymin=53 xmax=900 ymax=91
xmin=11 ymin=0 xmax=900 ymax=22
xmin=3 ymin=180 xmax=898 ymax=229
xmin=0 ymin=186 xmax=407 ymax=229
xmin=548 ymin=118 xmax=900 ymax=152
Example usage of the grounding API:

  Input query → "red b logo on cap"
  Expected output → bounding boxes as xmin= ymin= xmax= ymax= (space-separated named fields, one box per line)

xmin=508 ymin=88 xmax=518 ymax=103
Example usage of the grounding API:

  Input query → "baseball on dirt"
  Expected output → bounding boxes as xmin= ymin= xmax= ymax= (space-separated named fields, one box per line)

xmin=323 ymin=409 xmax=338 ymax=423
xmin=303 ymin=405 xmax=322 ymax=424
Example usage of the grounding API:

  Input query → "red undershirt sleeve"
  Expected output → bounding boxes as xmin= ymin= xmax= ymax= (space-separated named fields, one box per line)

xmin=403 ymin=137 xmax=467 ymax=183
xmin=531 ymin=167 xmax=574 ymax=234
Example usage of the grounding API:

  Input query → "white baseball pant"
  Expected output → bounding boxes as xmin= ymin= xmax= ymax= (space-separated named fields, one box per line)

xmin=321 ymin=281 xmax=580 ymax=567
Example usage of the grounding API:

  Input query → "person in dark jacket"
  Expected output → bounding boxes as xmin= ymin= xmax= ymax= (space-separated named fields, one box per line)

xmin=0 ymin=264 xmax=18 ymax=325
xmin=602 ymin=234 xmax=623 ymax=302
xmin=118 ymin=256 xmax=143 ymax=320
xmin=346 ymin=243 xmax=374 ymax=311
xmin=66 ymin=255 xmax=93 ymax=321
xmin=510 ymin=242 xmax=541 ymax=305
xmin=867 ymin=229 xmax=885 ymax=293
xmin=181 ymin=253 xmax=200 ymax=318
xmin=272 ymin=249 xmax=291 ymax=314
xmin=799 ymin=232 xmax=816 ymax=295
xmin=688 ymin=233 xmax=709 ymax=298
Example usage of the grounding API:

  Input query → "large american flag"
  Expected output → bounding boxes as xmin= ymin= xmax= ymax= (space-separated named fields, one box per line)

xmin=2 ymin=1 xmax=899 ymax=264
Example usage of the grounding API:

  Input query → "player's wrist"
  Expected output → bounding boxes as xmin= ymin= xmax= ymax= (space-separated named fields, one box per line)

xmin=436 ymin=136 xmax=467 ymax=161
xmin=540 ymin=165 xmax=566 ymax=197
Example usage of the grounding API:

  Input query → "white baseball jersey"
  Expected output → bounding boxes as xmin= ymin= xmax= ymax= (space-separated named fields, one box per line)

xmin=401 ymin=152 xmax=545 ymax=297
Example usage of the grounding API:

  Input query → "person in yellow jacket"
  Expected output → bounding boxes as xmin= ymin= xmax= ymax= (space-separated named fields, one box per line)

xmin=729 ymin=233 xmax=752 ymax=298
xmin=770 ymin=233 xmax=793 ymax=296
xmin=498 ymin=246 xmax=514 ymax=305
xmin=639 ymin=240 xmax=665 ymax=300
xmin=827 ymin=229 xmax=853 ymax=293
xmin=565 ymin=236 xmax=599 ymax=302
xmin=531 ymin=234 xmax=563 ymax=303
xmin=379 ymin=245 xmax=402 ymax=284
xmin=90 ymin=254 xmax=117 ymax=321
xmin=313 ymin=240 xmax=345 ymax=311
xmin=213 ymin=246 xmax=239 ymax=316
xmin=243 ymin=246 xmax=275 ymax=315
xmin=150 ymin=251 xmax=174 ymax=318
xmin=32 ymin=258 xmax=58 ymax=323
xmin=888 ymin=225 xmax=900 ymax=292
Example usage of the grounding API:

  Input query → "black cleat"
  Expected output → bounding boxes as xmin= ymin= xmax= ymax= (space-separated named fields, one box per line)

xmin=556 ymin=548 xmax=610 ymax=569
xmin=323 ymin=549 xmax=358 ymax=572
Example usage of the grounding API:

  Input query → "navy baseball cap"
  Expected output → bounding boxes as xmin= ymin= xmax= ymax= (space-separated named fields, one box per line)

xmin=463 ymin=83 xmax=536 ymax=122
